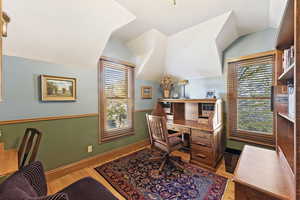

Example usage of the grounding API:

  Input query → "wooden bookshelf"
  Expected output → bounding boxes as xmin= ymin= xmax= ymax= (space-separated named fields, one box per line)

xmin=278 ymin=63 xmax=295 ymax=81
xmin=278 ymin=112 xmax=295 ymax=123
xmin=275 ymin=0 xmax=298 ymax=199
xmin=234 ymin=0 xmax=299 ymax=199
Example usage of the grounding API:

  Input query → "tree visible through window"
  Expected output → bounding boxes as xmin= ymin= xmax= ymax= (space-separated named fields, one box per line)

xmin=228 ymin=52 xmax=275 ymax=146
xmin=237 ymin=64 xmax=273 ymax=133
xmin=99 ymin=57 xmax=135 ymax=142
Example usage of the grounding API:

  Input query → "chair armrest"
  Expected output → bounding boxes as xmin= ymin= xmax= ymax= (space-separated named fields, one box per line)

xmin=168 ymin=132 xmax=184 ymax=138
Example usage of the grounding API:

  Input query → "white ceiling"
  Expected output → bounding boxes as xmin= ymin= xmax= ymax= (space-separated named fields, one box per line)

xmin=113 ymin=0 xmax=275 ymax=41
xmin=2 ymin=0 xmax=286 ymax=80
xmin=3 ymin=0 xmax=135 ymax=67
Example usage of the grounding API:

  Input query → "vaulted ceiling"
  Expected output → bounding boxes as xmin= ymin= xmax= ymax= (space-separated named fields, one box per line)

xmin=113 ymin=0 xmax=285 ymax=41
xmin=3 ymin=0 xmax=287 ymax=81
xmin=116 ymin=0 xmax=286 ymax=80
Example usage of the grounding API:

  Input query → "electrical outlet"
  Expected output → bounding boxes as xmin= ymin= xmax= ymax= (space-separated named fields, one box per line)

xmin=87 ymin=145 xmax=93 ymax=153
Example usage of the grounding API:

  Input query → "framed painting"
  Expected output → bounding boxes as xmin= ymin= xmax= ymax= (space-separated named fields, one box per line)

xmin=141 ymin=86 xmax=152 ymax=99
xmin=41 ymin=75 xmax=77 ymax=101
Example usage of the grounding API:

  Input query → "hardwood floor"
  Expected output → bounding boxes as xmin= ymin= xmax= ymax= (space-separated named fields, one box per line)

xmin=48 ymin=147 xmax=235 ymax=200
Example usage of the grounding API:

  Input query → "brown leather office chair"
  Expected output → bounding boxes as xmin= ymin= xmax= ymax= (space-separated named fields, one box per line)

xmin=146 ymin=114 xmax=184 ymax=172
xmin=18 ymin=128 xmax=43 ymax=168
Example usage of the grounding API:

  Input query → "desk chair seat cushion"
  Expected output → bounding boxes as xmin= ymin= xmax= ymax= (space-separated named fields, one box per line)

xmin=59 ymin=177 xmax=118 ymax=200
xmin=169 ymin=136 xmax=182 ymax=146
xmin=153 ymin=136 xmax=183 ymax=153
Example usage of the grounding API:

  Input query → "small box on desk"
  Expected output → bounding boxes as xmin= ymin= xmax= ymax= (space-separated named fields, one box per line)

xmin=202 ymin=111 xmax=214 ymax=117
xmin=164 ymin=108 xmax=171 ymax=114
xmin=166 ymin=114 xmax=174 ymax=121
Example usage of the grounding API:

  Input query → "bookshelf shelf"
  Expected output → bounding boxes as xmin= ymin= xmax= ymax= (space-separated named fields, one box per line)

xmin=278 ymin=63 xmax=295 ymax=81
xmin=278 ymin=112 xmax=295 ymax=123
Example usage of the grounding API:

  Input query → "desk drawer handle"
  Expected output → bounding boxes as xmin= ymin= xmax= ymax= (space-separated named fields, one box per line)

xmin=195 ymin=154 xmax=207 ymax=159
xmin=195 ymin=142 xmax=208 ymax=147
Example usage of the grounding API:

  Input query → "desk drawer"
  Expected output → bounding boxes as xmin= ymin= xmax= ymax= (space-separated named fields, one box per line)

xmin=191 ymin=129 xmax=212 ymax=146
xmin=191 ymin=149 xmax=213 ymax=165
xmin=191 ymin=129 xmax=211 ymax=140
xmin=191 ymin=143 xmax=212 ymax=152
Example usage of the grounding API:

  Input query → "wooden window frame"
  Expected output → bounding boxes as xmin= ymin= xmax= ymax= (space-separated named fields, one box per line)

xmin=227 ymin=51 xmax=277 ymax=147
xmin=98 ymin=56 xmax=135 ymax=143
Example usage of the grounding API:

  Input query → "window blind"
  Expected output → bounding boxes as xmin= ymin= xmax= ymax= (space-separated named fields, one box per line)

xmin=99 ymin=58 xmax=135 ymax=142
xmin=104 ymin=62 xmax=129 ymax=99
xmin=227 ymin=54 xmax=275 ymax=146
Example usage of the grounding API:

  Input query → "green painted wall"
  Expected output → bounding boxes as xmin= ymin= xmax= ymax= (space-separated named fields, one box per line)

xmin=0 ymin=38 xmax=156 ymax=182
xmin=0 ymin=111 xmax=150 ymax=171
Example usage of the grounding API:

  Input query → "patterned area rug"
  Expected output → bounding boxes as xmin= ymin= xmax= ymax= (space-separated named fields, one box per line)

xmin=95 ymin=149 xmax=227 ymax=200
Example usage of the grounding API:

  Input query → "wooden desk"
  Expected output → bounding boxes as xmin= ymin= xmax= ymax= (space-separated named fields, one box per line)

xmin=167 ymin=120 xmax=224 ymax=171
xmin=234 ymin=145 xmax=291 ymax=200
xmin=156 ymin=98 xmax=224 ymax=171
xmin=0 ymin=147 xmax=18 ymax=177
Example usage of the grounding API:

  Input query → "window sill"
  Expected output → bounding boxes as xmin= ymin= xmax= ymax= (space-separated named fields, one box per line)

xmin=99 ymin=130 xmax=135 ymax=143
xmin=229 ymin=136 xmax=275 ymax=149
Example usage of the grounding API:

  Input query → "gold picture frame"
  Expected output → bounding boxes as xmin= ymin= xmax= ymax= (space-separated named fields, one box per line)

xmin=2 ymin=12 xmax=10 ymax=37
xmin=141 ymin=86 xmax=152 ymax=99
xmin=41 ymin=75 xmax=77 ymax=101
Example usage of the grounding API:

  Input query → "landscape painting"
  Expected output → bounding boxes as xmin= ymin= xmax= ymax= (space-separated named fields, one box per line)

xmin=41 ymin=75 xmax=76 ymax=101
xmin=141 ymin=86 xmax=152 ymax=99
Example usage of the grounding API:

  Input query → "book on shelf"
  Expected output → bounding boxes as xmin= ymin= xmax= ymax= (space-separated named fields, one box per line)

xmin=282 ymin=45 xmax=295 ymax=71
xmin=288 ymin=84 xmax=295 ymax=119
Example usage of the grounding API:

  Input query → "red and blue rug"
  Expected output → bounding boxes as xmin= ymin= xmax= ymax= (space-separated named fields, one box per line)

xmin=95 ymin=149 xmax=227 ymax=200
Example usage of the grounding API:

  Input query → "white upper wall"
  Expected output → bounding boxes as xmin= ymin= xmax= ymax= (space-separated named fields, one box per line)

xmin=127 ymin=29 xmax=167 ymax=81
xmin=3 ymin=0 xmax=135 ymax=68
xmin=102 ymin=37 xmax=136 ymax=64
xmin=269 ymin=0 xmax=287 ymax=28
xmin=166 ymin=11 xmax=238 ymax=79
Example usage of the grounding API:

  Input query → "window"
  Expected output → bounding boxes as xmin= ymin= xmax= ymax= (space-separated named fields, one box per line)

xmin=227 ymin=52 xmax=275 ymax=146
xmin=99 ymin=57 xmax=135 ymax=142
xmin=0 ymin=54 xmax=2 ymax=102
